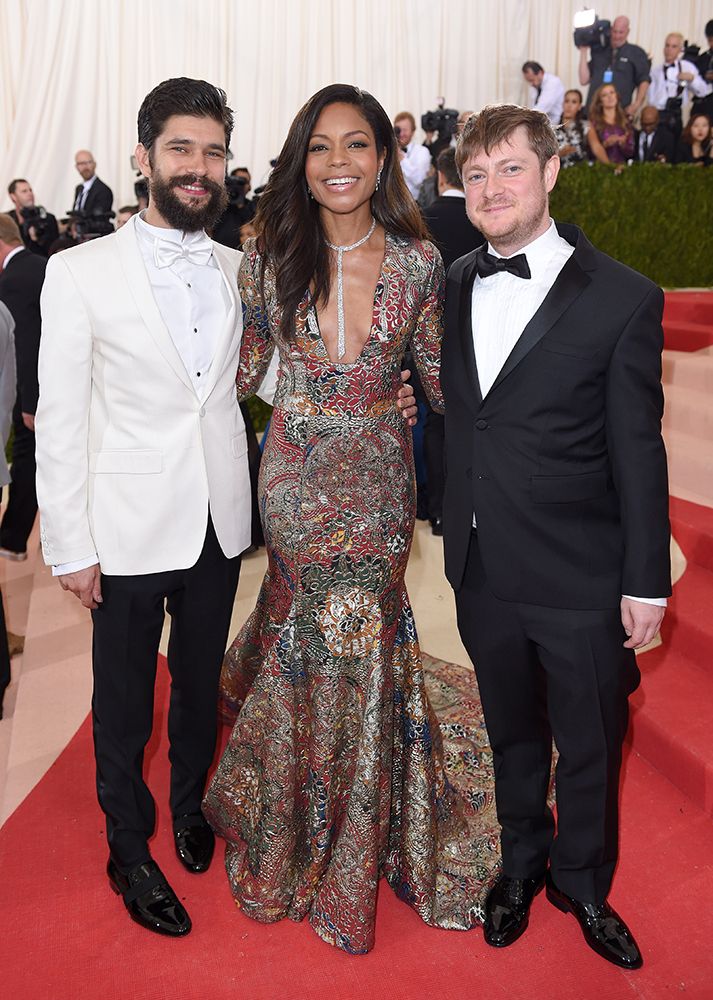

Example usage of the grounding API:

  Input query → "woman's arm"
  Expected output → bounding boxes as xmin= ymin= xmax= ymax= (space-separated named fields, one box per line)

xmin=236 ymin=240 xmax=277 ymax=400
xmin=411 ymin=243 xmax=445 ymax=412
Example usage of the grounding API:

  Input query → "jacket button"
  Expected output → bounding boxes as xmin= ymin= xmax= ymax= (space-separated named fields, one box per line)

xmin=199 ymin=406 xmax=206 ymax=417
xmin=475 ymin=419 xmax=488 ymax=430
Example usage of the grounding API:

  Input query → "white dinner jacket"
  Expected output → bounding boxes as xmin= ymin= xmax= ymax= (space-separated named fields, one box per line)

xmin=35 ymin=215 xmax=253 ymax=575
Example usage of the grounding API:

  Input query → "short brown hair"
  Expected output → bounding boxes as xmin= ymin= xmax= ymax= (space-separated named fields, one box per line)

xmin=0 ymin=214 xmax=22 ymax=246
xmin=436 ymin=147 xmax=463 ymax=190
xmin=8 ymin=178 xmax=28 ymax=196
xmin=394 ymin=111 xmax=416 ymax=130
xmin=456 ymin=104 xmax=558 ymax=174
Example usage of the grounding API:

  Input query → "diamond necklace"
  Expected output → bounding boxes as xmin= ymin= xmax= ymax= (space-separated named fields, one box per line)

xmin=324 ymin=216 xmax=377 ymax=360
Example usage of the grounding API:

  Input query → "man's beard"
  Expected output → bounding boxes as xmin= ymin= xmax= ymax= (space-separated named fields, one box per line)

xmin=149 ymin=170 xmax=228 ymax=232
xmin=476 ymin=184 xmax=549 ymax=252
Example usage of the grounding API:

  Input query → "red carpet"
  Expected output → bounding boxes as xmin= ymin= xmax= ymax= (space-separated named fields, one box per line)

xmin=663 ymin=291 xmax=713 ymax=352
xmin=1 ymin=654 xmax=712 ymax=1000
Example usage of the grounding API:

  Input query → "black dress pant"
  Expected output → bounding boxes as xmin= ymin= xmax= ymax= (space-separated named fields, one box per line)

xmin=91 ymin=514 xmax=241 ymax=870
xmin=0 ymin=402 xmax=37 ymax=553
xmin=455 ymin=531 xmax=639 ymax=904
xmin=0 ymin=586 xmax=11 ymax=714
xmin=423 ymin=409 xmax=445 ymax=522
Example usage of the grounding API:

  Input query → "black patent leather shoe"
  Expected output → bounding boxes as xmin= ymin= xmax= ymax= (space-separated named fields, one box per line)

xmin=484 ymin=873 xmax=545 ymax=947
xmin=545 ymin=872 xmax=643 ymax=969
xmin=173 ymin=814 xmax=215 ymax=874
xmin=107 ymin=858 xmax=191 ymax=936
xmin=430 ymin=517 xmax=443 ymax=537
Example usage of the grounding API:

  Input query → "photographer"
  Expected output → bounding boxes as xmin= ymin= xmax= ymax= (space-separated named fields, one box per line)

xmin=393 ymin=112 xmax=431 ymax=199
xmin=695 ymin=20 xmax=713 ymax=89
xmin=6 ymin=179 xmax=59 ymax=258
xmin=212 ymin=166 xmax=255 ymax=250
xmin=649 ymin=33 xmax=709 ymax=141
xmin=578 ymin=14 xmax=650 ymax=117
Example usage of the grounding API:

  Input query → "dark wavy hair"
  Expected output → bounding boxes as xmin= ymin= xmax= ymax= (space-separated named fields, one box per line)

xmin=137 ymin=78 xmax=234 ymax=162
xmin=253 ymin=83 xmax=427 ymax=339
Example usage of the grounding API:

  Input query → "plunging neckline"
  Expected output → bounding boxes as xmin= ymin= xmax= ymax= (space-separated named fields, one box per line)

xmin=308 ymin=234 xmax=391 ymax=368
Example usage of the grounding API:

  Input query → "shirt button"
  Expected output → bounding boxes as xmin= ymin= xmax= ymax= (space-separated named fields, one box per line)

xmin=193 ymin=327 xmax=198 ymax=333
xmin=475 ymin=419 xmax=488 ymax=430
xmin=187 ymin=282 xmax=192 ymax=288
xmin=199 ymin=406 xmax=206 ymax=417
xmin=196 ymin=371 xmax=201 ymax=377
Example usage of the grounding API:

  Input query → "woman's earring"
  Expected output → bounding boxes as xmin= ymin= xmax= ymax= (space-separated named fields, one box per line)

xmin=307 ymin=186 xmax=314 ymax=199
xmin=375 ymin=168 xmax=382 ymax=192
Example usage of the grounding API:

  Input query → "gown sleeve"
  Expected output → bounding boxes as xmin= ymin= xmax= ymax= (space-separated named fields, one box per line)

xmin=236 ymin=239 xmax=277 ymax=401
xmin=410 ymin=241 xmax=445 ymax=413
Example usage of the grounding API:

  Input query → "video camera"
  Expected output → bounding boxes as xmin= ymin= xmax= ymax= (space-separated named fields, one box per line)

xmin=66 ymin=207 xmax=115 ymax=239
xmin=19 ymin=205 xmax=51 ymax=240
xmin=225 ymin=174 xmax=249 ymax=208
xmin=573 ymin=10 xmax=611 ymax=49
xmin=421 ymin=107 xmax=459 ymax=142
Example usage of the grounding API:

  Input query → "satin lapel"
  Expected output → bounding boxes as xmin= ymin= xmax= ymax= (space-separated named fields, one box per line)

xmin=486 ymin=252 xmax=591 ymax=397
xmin=115 ymin=217 xmax=195 ymax=394
xmin=202 ymin=242 xmax=239 ymax=401
xmin=457 ymin=252 xmax=483 ymax=408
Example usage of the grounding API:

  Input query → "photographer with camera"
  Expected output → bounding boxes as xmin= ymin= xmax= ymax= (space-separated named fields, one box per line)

xmin=578 ymin=14 xmax=650 ymax=118
xmin=212 ymin=166 xmax=256 ymax=249
xmin=649 ymin=33 xmax=709 ymax=142
xmin=393 ymin=111 xmax=431 ymax=199
xmin=6 ymin=179 xmax=59 ymax=258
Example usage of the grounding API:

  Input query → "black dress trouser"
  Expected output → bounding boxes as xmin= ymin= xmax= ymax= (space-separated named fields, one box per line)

xmin=0 ymin=401 xmax=37 ymax=553
xmin=91 ymin=514 xmax=241 ymax=870
xmin=455 ymin=531 xmax=640 ymax=904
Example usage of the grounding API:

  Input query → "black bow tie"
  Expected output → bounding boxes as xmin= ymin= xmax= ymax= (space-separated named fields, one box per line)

xmin=476 ymin=249 xmax=531 ymax=280
xmin=664 ymin=63 xmax=676 ymax=70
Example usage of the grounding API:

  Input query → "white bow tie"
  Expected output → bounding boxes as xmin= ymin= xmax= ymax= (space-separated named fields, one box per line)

xmin=153 ymin=233 xmax=213 ymax=269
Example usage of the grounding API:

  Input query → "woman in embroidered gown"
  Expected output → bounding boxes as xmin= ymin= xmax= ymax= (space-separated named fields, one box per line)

xmin=203 ymin=84 xmax=499 ymax=954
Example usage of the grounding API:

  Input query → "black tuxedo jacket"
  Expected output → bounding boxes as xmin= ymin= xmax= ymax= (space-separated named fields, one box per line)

xmin=441 ymin=223 xmax=670 ymax=609
xmin=422 ymin=195 xmax=483 ymax=270
xmin=7 ymin=209 xmax=59 ymax=257
xmin=0 ymin=248 xmax=46 ymax=413
xmin=634 ymin=127 xmax=675 ymax=163
xmin=73 ymin=176 xmax=113 ymax=215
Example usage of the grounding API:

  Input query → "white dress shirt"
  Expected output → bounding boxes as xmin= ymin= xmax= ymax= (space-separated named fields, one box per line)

xmin=75 ymin=174 xmax=97 ymax=211
xmin=470 ymin=219 xmax=665 ymax=607
xmin=400 ymin=140 xmax=432 ymax=199
xmin=648 ymin=59 xmax=710 ymax=111
xmin=529 ymin=72 xmax=565 ymax=126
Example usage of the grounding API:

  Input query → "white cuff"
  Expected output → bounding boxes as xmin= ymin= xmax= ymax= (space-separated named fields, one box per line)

xmin=622 ymin=594 xmax=668 ymax=608
xmin=53 ymin=554 xmax=99 ymax=577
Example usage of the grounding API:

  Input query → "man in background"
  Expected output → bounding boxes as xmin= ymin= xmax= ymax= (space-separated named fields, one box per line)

xmin=522 ymin=61 xmax=565 ymax=124
xmin=578 ymin=14 xmax=650 ymax=116
xmin=393 ymin=111 xmax=431 ymax=199
xmin=0 ymin=215 xmax=45 ymax=562
xmin=6 ymin=179 xmax=59 ymax=258
xmin=648 ymin=32 xmax=709 ymax=141
xmin=73 ymin=149 xmax=113 ymax=215
xmin=634 ymin=106 xmax=675 ymax=162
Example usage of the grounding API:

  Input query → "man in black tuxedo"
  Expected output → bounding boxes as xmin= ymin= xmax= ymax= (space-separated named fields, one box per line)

xmin=73 ymin=149 xmax=113 ymax=216
xmin=634 ymin=107 xmax=675 ymax=163
xmin=442 ymin=105 xmax=670 ymax=969
xmin=0 ymin=215 xmax=45 ymax=561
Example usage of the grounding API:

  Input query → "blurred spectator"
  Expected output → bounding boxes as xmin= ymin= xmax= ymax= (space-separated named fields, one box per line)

xmin=420 ymin=147 xmax=483 ymax=536
xmin=649 ymin=33 xmax=709 ymax=140
xmin=213 ymin=166 xmax=256 ymax=249
xmin=556 ymin=89 xmax=590 ymax=167
xmin=0 ymin=214 xmax=45 ymax=562
xmin=6 ymin=179 xmax=59 ymax=258
xmin=73 ymin=149 xmax=113 ymax=214
xmin=676 ymin=112 xmax=713 ymax=165
xmin=634 ymin=107 xmax=675 ymax=162
xmin=452 ymin=110 xmax=475 ymax=147
xmin=578 ymin=15 xmax=650 ymax=117
xmin=695 ymin=19 xmax=713 ymax=88
xmin=115 ymin=205 xmax=139 ymax=228
xmin=0 ymin=299 xmax=16 ymax=717
xmin=393 ymin=112 xmax=431 ymax=199
xmin=587 ymin=83 xmax=635 ymax=164
xmin=522 ymin=61 xmax=565 ymax=124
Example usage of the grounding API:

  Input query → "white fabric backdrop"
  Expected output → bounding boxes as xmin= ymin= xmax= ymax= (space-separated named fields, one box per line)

xmin=0 ymin=0 xmax=708 ymax=214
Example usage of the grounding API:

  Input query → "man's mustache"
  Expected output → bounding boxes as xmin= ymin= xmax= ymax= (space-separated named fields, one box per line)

xmin=168 ymin=173 xmax=224 ymax=195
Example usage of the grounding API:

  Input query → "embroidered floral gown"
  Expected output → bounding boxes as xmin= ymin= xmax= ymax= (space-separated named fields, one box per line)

xmin=203 ymin=234 xmax=499 ymax=954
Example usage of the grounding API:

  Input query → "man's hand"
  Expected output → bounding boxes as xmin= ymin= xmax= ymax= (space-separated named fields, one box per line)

xmin=22 ymin=412 xmax=35 ymax=431
xmin=59 ymin=564 xmax=103 ymax=610
xmin=678 ymin=70 xmax=694 ymax=82
xmin=621 ymin=597 xmax=665 ymax=649
xmin=398 ymin=369 xmax=418 ymax=427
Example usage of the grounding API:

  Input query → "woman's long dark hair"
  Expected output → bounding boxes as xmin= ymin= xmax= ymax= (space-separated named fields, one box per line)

xmin=253 ymin=83 xmax=428 ymax=339
xmin=588 ymin=84 xmax=631 ymax=136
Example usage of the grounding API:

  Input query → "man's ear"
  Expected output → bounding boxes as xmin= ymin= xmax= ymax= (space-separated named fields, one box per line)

xmin=135 ymin=143 xmax=152 ymax=179
xmin=543 ymin=153 xmax=560 ymax=194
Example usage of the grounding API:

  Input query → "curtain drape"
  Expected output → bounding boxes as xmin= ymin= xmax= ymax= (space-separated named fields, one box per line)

xmin=0 ymin=0 xmax=708 ymax=214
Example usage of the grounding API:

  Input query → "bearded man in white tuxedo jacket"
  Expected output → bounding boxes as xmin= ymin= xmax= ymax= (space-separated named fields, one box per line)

xmin=35 ymin=79 xmax=272 ymax=939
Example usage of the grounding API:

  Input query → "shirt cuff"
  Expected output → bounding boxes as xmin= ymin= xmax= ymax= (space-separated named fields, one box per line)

xmin=622 ymin=594 xmax=668 ymax=608
xmin=53 ymin=554 xmax=99 ymax=576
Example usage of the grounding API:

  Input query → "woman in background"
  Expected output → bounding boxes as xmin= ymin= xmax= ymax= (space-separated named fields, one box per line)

xmin=676 ymin=112 xmax=713 ymax=166
xmin=556 ymin=88 xmax=589 ymax=167
xmin=587 ymin=84 xmax=634 ymax=165
xmin=204 ymin=83 xmax=497 ymax=954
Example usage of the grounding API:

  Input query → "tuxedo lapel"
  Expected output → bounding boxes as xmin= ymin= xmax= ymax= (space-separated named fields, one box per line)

xmin=457 ymin=251 xmax=484 ymax=408
xmin=115 ymin=217 xmax=196 ymax=394
xmin=486 ymin=232 xmax=593 ymax=398
xmin=201 ymin=242 xmax=239 ymax=401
